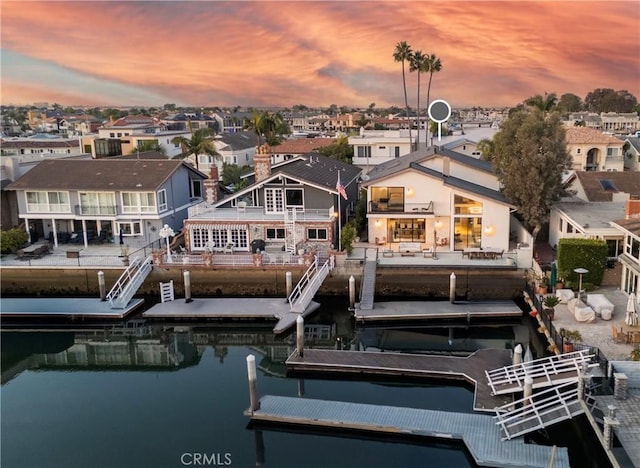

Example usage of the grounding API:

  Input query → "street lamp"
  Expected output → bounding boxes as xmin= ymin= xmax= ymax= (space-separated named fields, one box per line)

xmin=574 ymin=267 xmax=588 ymax=300
xmin=159 ymin=224 xmax=175 ymax=263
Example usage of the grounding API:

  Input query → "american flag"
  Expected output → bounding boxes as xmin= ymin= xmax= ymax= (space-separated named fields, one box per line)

xmin=336 ymin=172 xmax=348 ymax=200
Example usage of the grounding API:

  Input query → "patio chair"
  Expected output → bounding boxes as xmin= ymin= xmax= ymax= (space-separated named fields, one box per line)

xmin=223 ymin=242 xmax=234 ymax=254
xmin=612 ymin=325 xmax=628 ymax=344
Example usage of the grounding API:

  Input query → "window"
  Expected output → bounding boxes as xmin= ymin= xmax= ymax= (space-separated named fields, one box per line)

xmin=454 ymin=195 xmax=483 ymax=215
xmin=265 ymin=188 xmax=284 ymax=213
xmin=607 ymin=148 xmax=619 ymax=157
xmin=576 ymin=148 xmax=581 ymax=154
xmin=116 ymin=221 xmax=142 ymax=236
xmin=266 ymin=228 xmax=285 ymax=240
xmin=357 ymin=146 xmax=371 ymax=158
xmin=191 ymin=228 xmax=207 ymax=249
xmin=394 ymin=146 xmax=400 ymax=158
xmin=379 ymin=146 xmax=386 ymax=150
xmin=26 ymin=191 xmax=70 ymax=213
xmin=157 ymin=189 xmax=167 ymax=212
xmin=121 ymin=192 xmax=155 ymax=213
xmin=307 ymin=228 xmax=327 ymax=240
xmin=285 ymin=189 xmax=303 ymax=208
xmin=79 ymin=192 xmax=116 ymax=215
xmin=191 ymin=179 xmax=203 ymax=199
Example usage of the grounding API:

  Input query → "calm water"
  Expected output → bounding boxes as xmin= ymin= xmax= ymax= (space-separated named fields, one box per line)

xmin=0 ymin=301 xmax=610 ymax=468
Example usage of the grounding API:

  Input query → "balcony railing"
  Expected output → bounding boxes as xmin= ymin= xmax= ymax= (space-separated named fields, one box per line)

xmin=75 ymin=205 xmax=117 ymax=216
xmin=188 ymin=202 xmax=333 ymax=221
xmin=369 ymin=200 xmax=434 ymax=214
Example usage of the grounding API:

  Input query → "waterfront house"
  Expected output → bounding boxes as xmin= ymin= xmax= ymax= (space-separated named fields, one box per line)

xmin=5 ymin=159 xmax=207 ymax=247
xmin=361 ymin=146 xmax=519 ymax=255
xmin=183 ymin=148 xmax=361 ymax=254
xmin=564 ymin=127 xmax=625 ymax=172
xmin=610 ymin=200 xmax=640 ymax=295
xmin=266 ymin=138 xmax=336 ymax=165
xmin=348 ymin=129 xmax=413 ymax=172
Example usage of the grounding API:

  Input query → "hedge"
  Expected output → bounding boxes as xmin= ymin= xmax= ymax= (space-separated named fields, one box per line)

xmin=556 ymin=238 xmax=607 ymax=288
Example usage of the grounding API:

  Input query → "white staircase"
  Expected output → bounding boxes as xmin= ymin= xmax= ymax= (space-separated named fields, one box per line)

xmin=106 ymin=256 xmax=153 ymax=309
xmin=485 ymin=350 xmax=596 ymax=395
xmin=494 ymin=381 xmax=584 ymax=440
xmin=284 ymin=209 xmax=297 ymax=254
xmin=288 ymin=256 xmax=333 ymax=313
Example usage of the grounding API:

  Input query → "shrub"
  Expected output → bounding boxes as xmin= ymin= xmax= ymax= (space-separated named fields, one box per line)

xmin=557 ymin=238 xmax=607 ymax=287
xmin=0 ymin=228 xmax=29 ymax=254
xmin=340 ymin=221 xmax=357 ymax=255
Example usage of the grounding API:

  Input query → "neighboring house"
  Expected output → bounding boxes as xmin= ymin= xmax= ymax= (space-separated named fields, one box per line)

xmin=564 ymin=112 xmax=640 ymax=134
xmin=624 ymin=137 xmax=640 ymax=172
xmin=349 ymin=129 xmax=412 ymax=172
xmin=267 ymin=138 xmax=336 ymax=165
xmin=193 ymin=131 xmax=259 ymax=175
xmin=564 ymin=127 xmax=625 ymax=171
xmin=610 ymin=200 xmax=640 ymax=295
xmin=160 ymin=113 xmax=219 ymax=133
xmin=549 ymin=171 xmax=640 ymax=258
xmin=361 ymin=147 xmax=521 ymax=256
xmin=184 ymin=150 xmax=361 ymax=253
xmin=213 ymin=112 xmax=253 ymax=134
xmin=440 ymin=127 xmax=499 ymax=158
xmin=0 ymin=136 xmax=83 ymax=157
xmin=5 ymin=159 xmax=207 ymax=247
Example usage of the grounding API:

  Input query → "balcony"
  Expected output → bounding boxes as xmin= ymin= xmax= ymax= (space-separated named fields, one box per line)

xmin=188 ymin=202 xmax=333 ymax=222
xmin=369 ymin=200 xmax=434 ymax=214
xmin=75 ymin=205 xmax=117 ymax=216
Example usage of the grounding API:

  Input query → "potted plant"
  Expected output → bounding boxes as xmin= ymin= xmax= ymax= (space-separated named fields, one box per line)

xmin=525 ymin=269 xmax=547 ymax=294
xmin=555 ymin=277 xmax=565 ymax=290
xmin=543 ymin=295 xmax=560 ymax=320
xmin=119 ymin=245 xmax=130 ymax=266
xmin=559 ymin=328 xmax=582 ymax=353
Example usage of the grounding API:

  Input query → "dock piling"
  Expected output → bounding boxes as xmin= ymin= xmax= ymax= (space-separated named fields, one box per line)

xmin=183 ymin=270 xmax=192 ymax=303
xmin=349 ymin=275 xmax=356 ymax=309
xmin=286 ymin=271 xmax=293 ymax=300
xmin=296 ymin=315 xmax=304 ymax=357
xmin=297 ymin=378 xmax=305 ymax=397
xmin=254 ymin=430 xmax=265 ymax=466
xmin=246 ymin=354 xmax=260 ymax=413
xmin=98 ymin=271 xmax=106 ymax=301
xmin=513 ymin=344 xmax=522 ymax=366
xmin=449 ymin=272 xmax=456 ymax=303
xmin=523 ymin=376 xmax=533 ymax=406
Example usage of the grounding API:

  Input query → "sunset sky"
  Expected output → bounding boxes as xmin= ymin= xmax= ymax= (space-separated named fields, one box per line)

xmin=1 ymin=1 xmax=638 ymax=109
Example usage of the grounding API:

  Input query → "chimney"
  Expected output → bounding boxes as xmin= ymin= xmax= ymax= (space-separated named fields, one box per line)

xmin=442 ymin=156 xmax=450 ymax=177
xmin=254 ymin=144 xmax=271 ymax=183
xmin=203 ymin=165 xmax=219 ymax=204
xmin=625 ymin=199 xmax=640 ymax=219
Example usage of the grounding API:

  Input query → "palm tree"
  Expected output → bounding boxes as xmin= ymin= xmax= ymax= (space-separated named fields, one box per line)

xmin=424 ymin=54 xmax=442 ymax=147
xmin=130 ymin=140 xmax=166 ymax=156
xmin=524 ymin=92 xmax=558 ymax=113
xmin=171 ymin=128 xmax=220 ymax=171
xmin=393 ymin=41 xmax=413 ymax=149
xmin=409 ymin=50 xmax=427 ymax=150
xmin=244 ymin=110 xmax=290 ymax=148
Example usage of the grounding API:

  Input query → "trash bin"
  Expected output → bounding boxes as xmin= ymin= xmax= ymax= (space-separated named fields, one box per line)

xmin=250 ymin=239 xmax=266 ymax=253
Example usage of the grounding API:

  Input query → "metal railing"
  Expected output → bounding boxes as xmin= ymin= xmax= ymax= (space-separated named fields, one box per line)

xmin=105 ymin=255 xmax=152 ymax=308
xmin=288 ymin=256 xmax=333 ymax=313
xmin=368 ymin=200 xmax=434 ymax=214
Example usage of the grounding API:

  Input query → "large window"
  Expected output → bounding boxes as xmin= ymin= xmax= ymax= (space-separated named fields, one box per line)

xmin=157 ymin=190 xmax=167 ymax=212
xmin=191 ymin=179 xmax=203 ymax=199
xmin=389 ymin=219 xmax=425 ymax=242
xmin=285 ymin=188 xmax=303 ymax=208
xmin=454 ymin=195 xmax=482 ymax=215
xmin=79 ymin=192 xmax=116 ymax=215
xmin=357 ymin=146 xmax=371 ymax=158
xmin=307 ymin=228 xmax=328 ymax=240
xmin=265 ymin=188 xmax=284 ymax=213
xmin=266 ymin=228 xmax=285 ymax=240
xmin=116 ymin=221 xmax=142 ymax=236
xmin=26 ymin=191 xmax=70 ymax=213
xmin=371 ymin=187 xmax=404 ymax=212
xmin=122 ymin=192 xmax=155 ymax=213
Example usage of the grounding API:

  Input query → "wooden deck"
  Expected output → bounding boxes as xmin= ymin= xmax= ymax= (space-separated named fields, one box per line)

xmin=142 ymin=298 xmax=320 ymax=334
xmin=249 ymin=395 xmax=570 ymax=468
xmin=355 ymin=300 xmax=522 ymax=323
xmin=0 ymin=297 xmax=144 ymax=319
xmin=286 ymin=348 xmax=514 ymax=412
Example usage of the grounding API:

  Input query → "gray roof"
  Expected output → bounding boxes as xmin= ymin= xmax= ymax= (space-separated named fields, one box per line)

xmin=273 ymin=153 xmax=362 ymax=190
xmin=215 ymin=131 xmax=259 ymax=151
xmin=555 ymin=200 xmax=627 ymax=232
xmin=626 ymin=137 xmax=640 ymax=153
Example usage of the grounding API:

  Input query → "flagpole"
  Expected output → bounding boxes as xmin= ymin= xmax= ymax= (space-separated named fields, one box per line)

xmin=337 ymin=171 xmax=342 ymax=252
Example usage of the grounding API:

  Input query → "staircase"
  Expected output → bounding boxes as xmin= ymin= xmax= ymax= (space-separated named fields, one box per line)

xmin=359 ymin=248 xmax=378 ymax=310
xmin=106 ymin=256 xmax=153 ymax=309
xmin=289 ymin=256 xmax=333 ymax=313
xmin=494 ymin=381 xmax=584 ymax=440
xmin=284 ymin=209 xmax=297 ymax=253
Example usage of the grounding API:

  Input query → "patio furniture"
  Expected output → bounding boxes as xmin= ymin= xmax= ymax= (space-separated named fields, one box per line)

xmin=398 ymin=242 xmax=421 ymax=255
xmin=586 ymin=294 xmax=614 ymax=320
xmin=556 ymin=289 xmax=575 ymax=304
xmin=223 ymin=242 xmax=235 ymax=254
xmin=382 ymin=249 xmax=394 ymax=258
xmin=612 ymin=325 xmax=628 ymax=344
xmin=423 ymin=248 xmax=433 ymax=258
xmin=568 ymin=298 xmax=596 ymax=323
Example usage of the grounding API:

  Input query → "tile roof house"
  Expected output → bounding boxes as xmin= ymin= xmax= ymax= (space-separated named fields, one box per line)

xmin=360 ymin=146 xmax=529 ymax=263
xmin=184 ymin=149 xmax=361 ymax=254
xmin=5 ymin=159 xmax=207 ymax=248
xmin=564 ymin=127 xmax=625 ymax=171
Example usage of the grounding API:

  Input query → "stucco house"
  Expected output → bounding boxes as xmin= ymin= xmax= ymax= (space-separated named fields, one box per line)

xmin=361 ymin=146 xmax=526 ymax=257
xmin=349 ymin=129 xmax=413 ymax=172
xmin=183 ymin=149 xmax=361 ymax=254
xmin=564 ymin=127 xmax=625 ymax=172
xmin=610 ymin=200 xmax=640 ymax=295
xmin=5 ymin=159 xmax=207 ymax=248
xmin=266 ymin=138 xmax=336 ymax=165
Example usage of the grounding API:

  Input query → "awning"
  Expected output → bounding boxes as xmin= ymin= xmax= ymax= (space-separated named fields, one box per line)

xmin=187 ymin=223 xmax=247 ymax=231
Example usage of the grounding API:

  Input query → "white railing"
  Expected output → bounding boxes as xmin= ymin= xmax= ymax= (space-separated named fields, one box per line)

xmin=187 ymin=204 xmax=333 ymax=221
xmin=106 ymin=256 xmax=153 ymax=309
xmin=494 ymin=381 xmax=584 ymax=440
xmin=289 ymin=255 xmax=334 ymax=313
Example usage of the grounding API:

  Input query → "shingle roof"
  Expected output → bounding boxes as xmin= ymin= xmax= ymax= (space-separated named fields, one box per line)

xmin=214 ymin=131 xmax=259 ymax=151
xmin=267 ymin=138 xmax=336 ymax=154
xmin=574 ymin=171 xmax=640 ymax=201
xmin=611 ymin=217 xmax=640 ymax=237
xmin=273 ymin=153 xmax=362 ymax=190
xmin=5 ymin=159 xmax=202 ymax=191
xmin=565 ymin=127 xmax=622 ymax=144
xmin=626 ymin=137 xmax=640 ymax=153
xmin=1 ymin=139 xmax=81 ymax=148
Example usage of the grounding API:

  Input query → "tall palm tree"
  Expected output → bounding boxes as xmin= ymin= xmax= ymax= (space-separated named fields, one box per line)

xmin=171 ymin=128 xmax=220 ymax=171
xmin=244 ymin=110 xmax=290 ymax=148
xmin=130 ymin=140 xmax=166 ymax=156
xmin=409 ymin=50 xmax=427 ymax=150
xmin=525 ymin=92 xmax=558 ymax=114
xmin=424 ymin=54 xmax=442 ymax=147
xmin=393 ymin=41 xmax=413 ymax=149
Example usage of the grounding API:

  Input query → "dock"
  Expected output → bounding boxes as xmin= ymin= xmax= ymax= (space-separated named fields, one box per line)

xmin=248 ymin=395 xmax=570 ymax=468
xmin=355 ymin=300 xmax=522 ymax=323
xmin=286 ymin=348 xmax=514 ymax=411
xmin=0 ymin=297 xmax=144 ymax=320
xmin=142 ymin=298 xmax=320 ymax=334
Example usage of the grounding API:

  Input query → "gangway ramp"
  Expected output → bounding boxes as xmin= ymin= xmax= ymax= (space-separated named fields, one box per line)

xmin=106 ymin=256 xmax=153 ymax=309
xmin=494 ymin=382 xmax=584 ymax=440
xmin=358 ymin=248 xmax=378 ymax=310
xmin=288 ymin=256 xmax=333 ymax=313
xmin=485 ymin=350 xmax=596 ymax=395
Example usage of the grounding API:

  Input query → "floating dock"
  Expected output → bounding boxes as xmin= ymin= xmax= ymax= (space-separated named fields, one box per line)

xmin=142 ymin=298 xmax=320 ymax=334
xmin=355 ymin=300 xmax=522 ymax=323
xmin=286 ymin=348 xmax=514 ymax=412
xmin=248 ymin=395 xmax=570 ymax=468
xmin=0 ymin=298 xmax=144 ymax=320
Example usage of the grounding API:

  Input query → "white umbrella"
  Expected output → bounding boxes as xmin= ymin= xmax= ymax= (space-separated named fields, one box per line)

xmin=626 ymin=292 xmax=638 ymax=326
